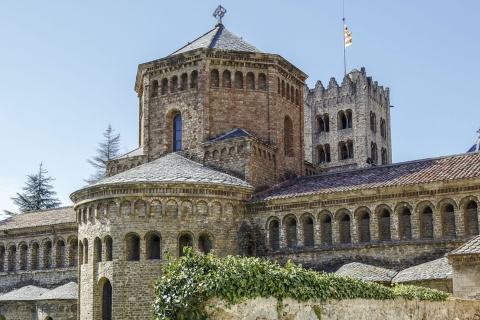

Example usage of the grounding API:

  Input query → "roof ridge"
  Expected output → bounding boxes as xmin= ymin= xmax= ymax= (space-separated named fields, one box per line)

xmin=169 ymin=25 xmax=219 ymax=56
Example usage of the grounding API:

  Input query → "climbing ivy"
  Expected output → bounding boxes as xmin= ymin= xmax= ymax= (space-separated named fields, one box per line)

xmin=152 ymin=249 xmax=450 ymax=320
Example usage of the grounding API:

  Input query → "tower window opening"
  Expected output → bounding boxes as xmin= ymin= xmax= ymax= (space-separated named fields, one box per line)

xmin=173 ymin=113 xmax=182 ymax=152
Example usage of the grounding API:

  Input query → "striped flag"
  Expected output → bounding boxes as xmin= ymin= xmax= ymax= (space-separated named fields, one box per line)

xmin=344 ymin=25 xmax=352 ymax=47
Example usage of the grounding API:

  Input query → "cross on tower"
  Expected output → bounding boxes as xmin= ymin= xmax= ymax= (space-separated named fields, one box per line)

xmin=213 ymin=5 xmax=227 ymax=25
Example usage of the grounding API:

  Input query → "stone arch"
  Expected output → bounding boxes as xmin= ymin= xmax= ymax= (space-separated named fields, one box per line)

xmin=171 ymin=75 xmax=178 ymax=93
xmin=220 ymin=147 xmax=227 ymax=157
xmin=283 ymin=214 xmax=297 ymax=248
xmin=224 ymin=202 xmax=234 ymax=216
xmin=134 ymin=199 xmax=147 ymax=216
xmin=68 ymin=237 xmax=78 ymax=267
xmin=375 ymin=205 xmax=392 ymax=241
xmin=238 ymin=222 xmax=256 ymax=257
xmin=211 ymin=201 xmax=222 ymax=216
xmin=417 ymin=201 xmax=435 ymax=239
xmin=99 ymin=277 xmax=112 ymax=320
xmin=30 ymin=241 xmax=40 ymax=269
xmin=178 ymin=231 xmax=194 ymax=257
xmin=161 ymin=77 xmax=168 ymax=95
xmin=461 ymin=196 xmax=480 ymax=236
xmin=42 ymin=239 xmax=53 ymax=268
xmin=150 ymin=80 xmax=159 ymax=97
xmin=196 ymin=201 xmax=208 ymax=215
xmin=180 ymin=73 xmax=188 ymax=91
xmin=438 ymin=198 xmax=457 ymax=237
xmin=165 ymin=199 xmax=178 ymax=217
xmin=198 ymin=232 xmax=214 ymax=254
xmin=246 ymin=72 xmax=255 ymax=90
xmin=104 ymin=235 xmax=113 ymax=262
xmin=93 ymin=237 xmax=102 ymax=263
xmin=166 ymin=108 xmax=183 ymax=152
xmin=222 ymin=70 xmax=231 ymax=88
xmin=336 ymin=209 xmax=352 ymax=244
xmin=181 ymin=200 xmax=193 ymax=215
xmin=96 ymin=203 xmax=105 ymax=220
xmin=266 ymin=216 xmax=281 ymax=250
xmin=125 ymin=233 xmax=140 ymax=261
xmin=300 ymin=213 xmax=315 ymax=247
xmin=284 ymin=115 xmax=294 ymax=156
xmin=318 ymin=210 xmax=333 ymax=245
xmin=355 ymin=206 xmax=372 ymax=243
xmin=190 ymin=70 xmax=198 ymax=89
xmin=258 ymin=73 xmax=267 ymax=91
xmin=150 ymin=199 xmax=162 ymax=216
xmin=211 ymin=69 xmax=220 ymax=87
xmin=18 ymin=242 xmax=28 ymax=270
xmin=120 ymin=200 xmax=132 ymax=215
xmin=107 ymin=201 xmax=117 ymax=218
xmin=145 ymin=231 xmax=161 ymax=260
xmin=55 ymin=238 xmax=66 ymax=267
xmin=395 ymin=202 xmax=413 ymax=240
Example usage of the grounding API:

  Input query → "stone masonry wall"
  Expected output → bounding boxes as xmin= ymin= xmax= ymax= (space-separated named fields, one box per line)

xmin=205 ymin=297 xmax=480 ymax=320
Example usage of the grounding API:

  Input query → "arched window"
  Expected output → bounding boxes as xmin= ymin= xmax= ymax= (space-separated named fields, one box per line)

xmin=295 ymin=88 xmax=300 ymax=106
xmin=339 ymin=213 xmax=351 ymax=244
xmin=150 ymin=80 xmax=158 ymax=97
xmin=178 ymin=233 xmax=193 ymax=257
xmin=69 ymin=239 xmax=78 ymax=267
xmin=258 ymin=73 xmax=267 ymax=91
xmin=323 ymin=114 xmax=330 ymax=132
xmin=211 ymin=69 xmax=219 ymax=88
xmin=161 ymin=78 xmax=168 ymax=95
xmin=78 ymin=241 xmax=84 ymax=266
xmin=281 ymin=80 xmax=285 ymax=97
xmin=285 ymin=217 xmax=297 ymax=248
xmin=235 ymin=71 xmax=243 ymax=89
xmin=198 ymin=233 xmax=213 ymax=254
xmin=381 ymin=148 xmax=388 ymax=165
xmin=345 ymin=110 xmax=352 ymax=128
xmin=180 ymin=73 xmax=188 ymax=91
xmin=222 ymin=70 xmax=231 ymax=88
xmin=442 ymin=204 xmax=456 ymax=237
xmin=43 ymin=241 xmax=52 ymax=268
xmin=378 ymin=209 xmax=391 ymax=241
xmin=399 ymin=208 xmax=412 ymax=240
xmin=190 ymin=70 xmax=198 ymax=89
xmin=421 ymin=207 xmax=434 ymax=239
xmin=7 ymin=245 xmax=16 ymax=271
xmin=56 ymin=239 xmax=66 ymax=267
xmin=105 ymin=236 xmax=113 ymax=262
xmin=19 ymin=243 xmax=27 ymax=270
xmin=371 ymin=142 xmax=378 ymax=164
xmin=125 ymin=234 xmax=140 ymax=261
xmin=465 ymin=201 xmax=479 ymax=236
xmin=347 ymin=140 xmax=354 ymax=159
xmin=0 ymin=245 xmax=5 ymax=272
xmin=358 ymin=212 xmax=371 ymax=243
xmin=380 ymin=118 xmax=386 ymax=138
xmin=318 ymin=146 xmax=325 ymax=164
xmin=146 ymin=233 xmax=161 ymax=260
xmin=246 ymin=72 xmax=255 ymax=90
xmin=268 ymin=220 xmax=280 ymax=250
xmin=290 ymin=86 xmax=295 ymax=103
xmin=303 ymin=217 xmax=314 ymax=247
xmin=277 ymin=77 xmax=281 ymax=94
xmin=101 ymin=279 xmax=113 ymax=320
xmin=171 ymin=76 xmax=178 ymax=93
xmin=321 ymin=215 xmax=332 ymax=244
xmin=173 ymin=113 xmax=182 ymax=152
xmin=370 ymin=112 xmax=377 ymax=132
xmin=317 ymin=116 xmax=325 ymax=133
xmin=83 ymin=239 xmax=89 ymax=264
xmin=338 ymin=111 xmax=346 ymax=130
xmin=324 ymin=144 xmax=331 ymax=162
xmin=284 ymin=116 xmax=294 ymax=156
xmin=286 ymin=83 xmax=290 ymax=100
xmin=94 ymin=237 xmax=102 ymax=263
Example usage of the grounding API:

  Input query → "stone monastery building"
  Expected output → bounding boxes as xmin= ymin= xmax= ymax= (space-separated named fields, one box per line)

xmin=2 ymin=10 xmax=480 ymax=320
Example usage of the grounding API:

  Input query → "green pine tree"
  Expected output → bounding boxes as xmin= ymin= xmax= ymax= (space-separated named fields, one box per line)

xmin=85 ymin=124 xmax=121 ymax=184
xmin=5 ymin=163 xmax=61 ymax=215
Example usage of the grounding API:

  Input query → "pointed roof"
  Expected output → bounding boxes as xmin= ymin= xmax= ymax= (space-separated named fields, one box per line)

xmin=170 ymin=24 xmax=261 ymax=56
xmin=209 ymin=128 xmax=253 ymax=143
xmin=335 ymin=262 xmax=397 ymax=282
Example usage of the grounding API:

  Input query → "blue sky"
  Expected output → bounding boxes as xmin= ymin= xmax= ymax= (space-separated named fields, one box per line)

xmin=1 ymin=1 xmax=479 ymax=218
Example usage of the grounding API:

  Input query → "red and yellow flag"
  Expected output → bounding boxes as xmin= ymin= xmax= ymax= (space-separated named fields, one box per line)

xmin=344 ymin=25 xmax=352 ymax=47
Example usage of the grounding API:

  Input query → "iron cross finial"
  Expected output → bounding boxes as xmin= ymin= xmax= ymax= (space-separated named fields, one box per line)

xmin=213 ymin=5 xmax=227 ymax=25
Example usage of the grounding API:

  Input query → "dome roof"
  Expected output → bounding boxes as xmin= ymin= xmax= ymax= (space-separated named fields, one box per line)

xmin=79 ymin=153 xmax=252 ymax=190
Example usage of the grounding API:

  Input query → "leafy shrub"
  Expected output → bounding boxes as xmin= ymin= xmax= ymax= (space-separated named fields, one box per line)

xmin=152 ymin=249 xmax=449 ymax=320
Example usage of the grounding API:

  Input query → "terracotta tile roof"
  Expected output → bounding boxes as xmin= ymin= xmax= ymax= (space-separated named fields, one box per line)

xmin=170 ymin=24 xmax=261 ymax=56
xmin=253 ymin=152 xmax=480 ymax=201
xmin=447 ymin=235 xmax=480 ymax=256
xmin=0 ymin=207 xmax=75 ymax=231
xmin=335 ymin=262 xmax=397 ymax=282
xmin=392 ymin=257 xmax=452 ymax=282
xmin=80 ymin=153 xmax=252 ymax=190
